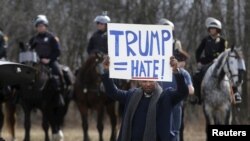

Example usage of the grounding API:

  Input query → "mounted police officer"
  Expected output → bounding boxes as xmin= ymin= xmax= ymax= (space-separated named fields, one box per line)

xmin=29 ymin=15 xmax=65 ymax=96
xmin=87 ymin=11 xmax=110 ymax=55
xmin=194 ymin=17 xmax=241 ymax=104
xmin=0 ymin=29 xmax=7 ymax=60
xmin=196 ymin=17 xmax=227 ymax=66
xmin=158 ymin=18 xmax=189 ymax=68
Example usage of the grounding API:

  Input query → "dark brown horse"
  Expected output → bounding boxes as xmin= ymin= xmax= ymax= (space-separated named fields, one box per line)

xmin=0 ymin=60 xmax=36 ymax=141
xmin=17 ymin=42 xmax=74 ymax=141
xmin=74 ymin=53 xmax=117 ymax=141
xmin=0 ymin=86 xmax=16 ymax=141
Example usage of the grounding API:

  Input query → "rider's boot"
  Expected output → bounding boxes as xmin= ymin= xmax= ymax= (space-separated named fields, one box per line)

xmin=234 ymin=92 xmax=242 ymax=104
xmin=232 ymin=87 xmax=242 ymax=104
xmin=53 ymin=75 xmax=65 ymax=107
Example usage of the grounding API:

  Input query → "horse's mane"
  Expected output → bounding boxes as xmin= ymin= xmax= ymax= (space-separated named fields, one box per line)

xmin=77 ymin=55 xmax=100 ymax=85
xmin=211 ymin=49 xmax=230 ymax=83
xmin=211 ymin=47 xmax=242 ymax=83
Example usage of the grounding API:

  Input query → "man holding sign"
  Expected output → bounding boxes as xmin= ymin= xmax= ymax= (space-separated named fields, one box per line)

xmin=101 ymin=56 xmax=188 ymax=141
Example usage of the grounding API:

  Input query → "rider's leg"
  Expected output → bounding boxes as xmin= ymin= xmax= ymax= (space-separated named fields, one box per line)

xmin=50 ymin=61 xmax=65 ymax=91
xmin=49 ymin=61 xmax=65 ymax=107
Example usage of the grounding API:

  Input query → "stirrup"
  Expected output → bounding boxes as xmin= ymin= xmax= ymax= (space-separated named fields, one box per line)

xmin=234 ymin=92 xmax=242 ymax=104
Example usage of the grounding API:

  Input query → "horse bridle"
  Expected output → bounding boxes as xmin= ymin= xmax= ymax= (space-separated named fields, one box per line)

xmin=224 ymin=50 xmax=240 ymax=86
xmin=82 ymin=55 xmax=104 ymax=94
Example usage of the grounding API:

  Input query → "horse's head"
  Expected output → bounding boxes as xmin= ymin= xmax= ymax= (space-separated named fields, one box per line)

xmin=218 ymin=46 xmax=246 ymax=87
xmin=19 ymin=42 xmax=39 ymax=66
xmin=88 ymin=52 xmax=105 ymax=74
xmin=81 ymin=52 xmax=105 ymax=86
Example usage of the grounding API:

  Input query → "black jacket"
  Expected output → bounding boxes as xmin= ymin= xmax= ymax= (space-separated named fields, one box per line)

xmin=102 ymin=72 xmax=188 ymax=141
xmin=196 ymin=35 xmax=227 ymax=65
xmin=29 ymin=32 xmax=60 ymax=62
xmin=87 ymin=30 xmax=108 ymax=55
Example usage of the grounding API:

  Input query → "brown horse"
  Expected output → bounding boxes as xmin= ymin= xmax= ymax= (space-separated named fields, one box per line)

xmin=74 ymin=53 xmax=117 ymax=141
xmin=0 ymin=86 xmax=16 ymax=141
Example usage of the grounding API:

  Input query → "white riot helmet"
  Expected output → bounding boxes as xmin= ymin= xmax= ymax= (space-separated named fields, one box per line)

xmin=94 ymin=11 xmax=111 ymax=24
xmin=158 ymin=18 xmax=174 ymax=30
xmin=34 ymin=15 xmax=49 ymax=27
xmin=205 ymin=17 xmax=222 ymax=30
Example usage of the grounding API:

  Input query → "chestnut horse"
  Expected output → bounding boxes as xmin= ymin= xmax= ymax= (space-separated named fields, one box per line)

xmin=74 ymin=53 xmax=117 ymax=141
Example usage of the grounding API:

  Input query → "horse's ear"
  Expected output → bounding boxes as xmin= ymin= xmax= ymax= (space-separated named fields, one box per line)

xmin=235 ymin=46 xmax=243 ymax=58
xmin=19 ymin=42 xmax=25 ymax=51
xmin=96 ymin=52 xmax=104 ymax=60
xmin=26 ymin=42 xmax=32 ymax=50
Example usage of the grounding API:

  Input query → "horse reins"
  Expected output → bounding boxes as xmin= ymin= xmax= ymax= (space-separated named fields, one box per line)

xmin=225 ymin=51 xmax=240 ymax=85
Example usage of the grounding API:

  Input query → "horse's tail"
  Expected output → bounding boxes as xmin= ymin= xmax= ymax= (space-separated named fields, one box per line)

xmin=3 ymin=102 xmax=16 ymax=138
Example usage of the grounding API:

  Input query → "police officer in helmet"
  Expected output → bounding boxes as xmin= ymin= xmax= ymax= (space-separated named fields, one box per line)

xmin=87 ymin=11 xmax=110 ymax=55
xmin=29 ymin=15 xmax=65 ymax=103
xmin=196 ymin=17 xmax=227 ymax=66
xmin=195 ymin=17 xmax=241 ymax=104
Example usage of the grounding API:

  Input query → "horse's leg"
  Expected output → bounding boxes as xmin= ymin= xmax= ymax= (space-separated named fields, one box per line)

xmin=5 ymin=101 xmax=16 ymax=141
xmin=203 ymin=104 xmax=213 ymax=141
xmin=0 ymin=104 xmax=3 ymax=137
xmin=78 ymin=104 xmax=90 ymax=141
xmin=106 ymin=102 xmax=117 ymax=141
xmin=50 ymin=107 xmax=64 ymax=141
xmin=214 ymin=111 xmax=223 ymax=125
xmin=97 ymin=105 xmax=104 ymax=141
xmin=228 ymin=107 xmax=233 ymax=125
xmin=23 ymin=107 xmax=31 ymax=141
xmin=223 ymin=106 xmax=232 ymax=125
xmin=42 ymin=111 xmax=50 ymax=141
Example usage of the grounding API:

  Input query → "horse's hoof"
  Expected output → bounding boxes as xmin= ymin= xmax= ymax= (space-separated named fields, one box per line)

xmin=23 ymin=138 xmax=30 ymax=141
xmin=84 ymin=136 xmax=91 ymax=141
xmin=110 ymin=136 xmax=116 ymax=141
xmin=52 ymin=130 xmax=64 ymax=141
xmin=11 ymin=138 xmax=17 ymax=141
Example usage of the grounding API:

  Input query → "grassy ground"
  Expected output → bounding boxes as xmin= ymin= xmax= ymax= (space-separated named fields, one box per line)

xmin=1 ymin=103 xmax=206 ymax=141
xmin=2 ymin=125 xmax=205 ymax=141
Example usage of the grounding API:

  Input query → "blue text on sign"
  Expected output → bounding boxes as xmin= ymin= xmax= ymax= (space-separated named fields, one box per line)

xmin=109 ymin=30 xmax=171 ymax=57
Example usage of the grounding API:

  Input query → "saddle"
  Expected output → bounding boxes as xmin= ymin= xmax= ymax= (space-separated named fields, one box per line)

xmin=60 ymin=65 xmax=74 ymax=86
xmin=50 ymin=65 xmax=74 ymax=107
xmin=40 ymin=64 xmax=72 ymax=94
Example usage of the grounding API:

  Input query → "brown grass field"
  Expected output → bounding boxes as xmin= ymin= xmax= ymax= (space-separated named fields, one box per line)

xmin=1 ymin=103 xmax=206 ymax=141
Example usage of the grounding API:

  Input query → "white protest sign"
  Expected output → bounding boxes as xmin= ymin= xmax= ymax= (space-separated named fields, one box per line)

xmin=108 ymin=23 xmax=173 ymax=81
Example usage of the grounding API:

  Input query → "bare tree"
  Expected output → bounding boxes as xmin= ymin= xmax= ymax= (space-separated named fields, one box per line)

xmin=244 ymin=0 xmax=250 ymax=121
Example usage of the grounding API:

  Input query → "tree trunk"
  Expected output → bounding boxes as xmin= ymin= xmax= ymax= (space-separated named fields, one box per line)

xmin=243 ymin=0 xmax=250 ymax=123
xmin=226 ymin=0 xmax=235 ymax=46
